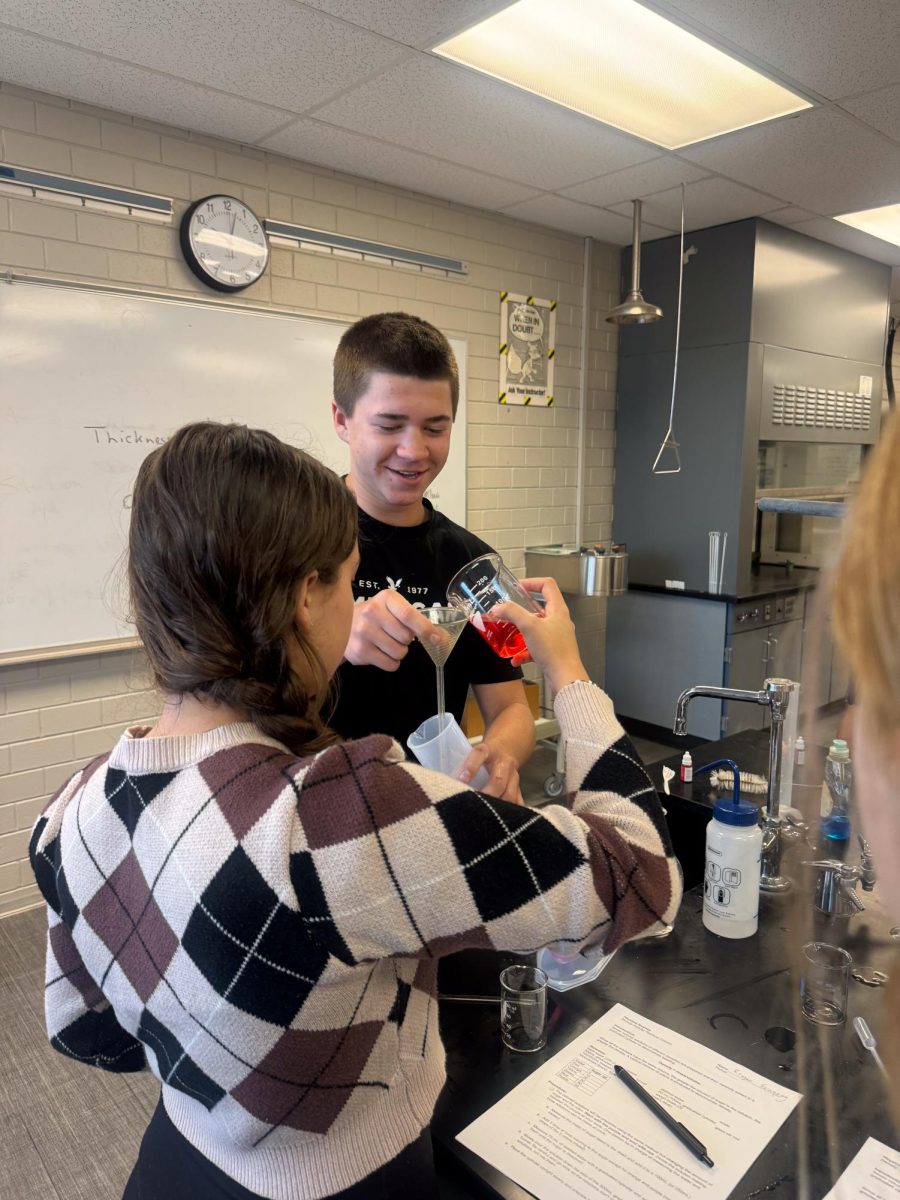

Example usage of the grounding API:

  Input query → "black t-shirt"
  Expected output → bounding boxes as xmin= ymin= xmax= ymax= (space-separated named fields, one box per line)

xmin=329 ymin=501 xmax=523 ymax=747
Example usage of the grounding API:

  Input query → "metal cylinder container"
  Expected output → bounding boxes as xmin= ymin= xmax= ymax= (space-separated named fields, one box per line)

xmin=524 ymin=547 xmax=629 ymax=597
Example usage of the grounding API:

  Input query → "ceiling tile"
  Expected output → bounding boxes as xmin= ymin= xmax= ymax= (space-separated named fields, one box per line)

xmin=1 ymin=0 xmax=897 ymax=248
xmin=680 ymin=108 xmax=900 ymax=215
xmin=560 ymin=157 xmax=710 ymax=207
xmin=655 ymin=0 xmax=900 ymax=98
xmin=0 ymin=30 xmax=288 ymax=143
xmin=0 ymin=0 xmax=409 ymax=112
xmin=499 ymin=194 xmax=674 ymax=242
xmin=608 ymin=176 xmax=784 ymax=230
xmin=309 ymin=53 xmax=658 ymax=190
xmin=763 ymin=206 xmax=822 ymax=225
xmin=297 ymin=0 xmax=512 ymax=50
xmin=262 ymin=118 xmax=540 ymax=209
xmin=840 ymin=85 xmax=900 ymax=146
xmin=789 ymin=216 xmax=900 ymax=267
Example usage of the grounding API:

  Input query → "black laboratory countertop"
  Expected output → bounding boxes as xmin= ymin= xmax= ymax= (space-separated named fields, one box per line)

xmin=648 ymin=727 xmax=824 ymax=819
xmin=629 ymin=565 xmax=821 ymax=605
xmin=434 ymin=882 xmax=899 ymax=1200
xmin=433 ymin=726 xmax=899 ymax=1199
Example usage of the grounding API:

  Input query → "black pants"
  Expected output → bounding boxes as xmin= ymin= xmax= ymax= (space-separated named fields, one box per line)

xmin=123 ymin=1099 xmax=439 ymax=1200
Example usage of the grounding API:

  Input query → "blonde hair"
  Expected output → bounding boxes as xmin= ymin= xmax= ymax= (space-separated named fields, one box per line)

xmin=829 ymin=406 xmax=900 ymax=1130
xmin=831 ymin=408 xmax=900 ymax=742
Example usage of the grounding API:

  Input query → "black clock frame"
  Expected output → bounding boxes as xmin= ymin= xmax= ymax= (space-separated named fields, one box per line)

xmin=179 ymin=195 xmax=269 ymax=293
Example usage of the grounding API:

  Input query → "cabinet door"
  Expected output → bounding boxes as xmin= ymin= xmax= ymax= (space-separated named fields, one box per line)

xmin=725 ymin=628 xmax=769 ymax=732
xmin=605 ymin=592 xmax=728 ymax=738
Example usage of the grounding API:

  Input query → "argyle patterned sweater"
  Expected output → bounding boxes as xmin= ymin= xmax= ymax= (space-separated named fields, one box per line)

xmin=29 ymin=680 xmax=681 ymax=1199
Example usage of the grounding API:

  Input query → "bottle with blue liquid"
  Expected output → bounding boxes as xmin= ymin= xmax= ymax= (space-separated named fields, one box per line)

xmin=820 ymin=738 xmax=852 ymax=850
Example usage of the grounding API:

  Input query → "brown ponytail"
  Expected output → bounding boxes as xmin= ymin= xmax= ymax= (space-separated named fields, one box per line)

xmin=128 ymin=422 xmax=357 ymax=753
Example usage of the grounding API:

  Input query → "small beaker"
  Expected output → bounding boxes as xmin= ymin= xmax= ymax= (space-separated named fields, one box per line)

xmin=800 ymin=941 xmax=851 ymax=1025
xmin=446 ymin=553 xmax=540 ymax=660
xmin=500 ymin=964 xmax=548 ymax=1052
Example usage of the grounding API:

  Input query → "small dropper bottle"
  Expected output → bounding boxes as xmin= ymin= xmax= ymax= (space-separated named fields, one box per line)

xmin=680 ymin=751 xmax=693 ymax=783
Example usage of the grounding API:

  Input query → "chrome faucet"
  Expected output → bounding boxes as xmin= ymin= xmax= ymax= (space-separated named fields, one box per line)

xmin=802 ymin=835 xmax=875 ymax=916
xmin=804 ymin=859 xmax=866 ymax=915
xmin=673 ymin=678 xmax=798 ymax=893
xmin=858 ymin=835 xmax=877 ymax=891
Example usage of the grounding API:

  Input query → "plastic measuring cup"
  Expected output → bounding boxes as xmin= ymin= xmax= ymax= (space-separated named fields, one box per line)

xmin=407 ymin=713 xmax=489 ymax=789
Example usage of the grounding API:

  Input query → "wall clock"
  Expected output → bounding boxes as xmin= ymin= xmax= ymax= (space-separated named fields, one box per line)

xmin=179 ymin=195 xmax=269 ymax=292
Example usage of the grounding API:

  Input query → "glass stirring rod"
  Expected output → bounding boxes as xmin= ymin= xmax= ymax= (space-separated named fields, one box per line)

xmin=854 ymin=1017 xmax=888 ymax=1078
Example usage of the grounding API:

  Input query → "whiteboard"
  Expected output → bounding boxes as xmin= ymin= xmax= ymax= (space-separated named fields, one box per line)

xmin=0 ymin=279 xmax=467 ymax=658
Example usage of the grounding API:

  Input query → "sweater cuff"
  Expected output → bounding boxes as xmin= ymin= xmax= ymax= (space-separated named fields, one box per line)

xmin=552 ymin=679 xmax=622 ymax=746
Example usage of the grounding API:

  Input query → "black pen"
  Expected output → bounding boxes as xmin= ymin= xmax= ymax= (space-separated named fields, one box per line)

xmin=613 ymin=1064 xmax=714 ymax=1168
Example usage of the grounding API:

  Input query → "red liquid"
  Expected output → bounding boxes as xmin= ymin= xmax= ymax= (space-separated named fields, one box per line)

xmin=472 ymin=617 xmax=527 ymax=659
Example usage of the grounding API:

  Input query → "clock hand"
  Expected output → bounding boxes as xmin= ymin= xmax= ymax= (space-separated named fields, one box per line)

xmin=229 ymin=211 xmax=237 ymax=259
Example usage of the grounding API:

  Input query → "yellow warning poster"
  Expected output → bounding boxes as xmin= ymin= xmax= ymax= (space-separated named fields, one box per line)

xmin=498 ymin=292 xmax=557 ymax=406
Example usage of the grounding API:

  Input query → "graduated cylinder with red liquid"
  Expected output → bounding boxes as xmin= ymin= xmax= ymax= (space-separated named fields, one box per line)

xmin=446 ymin=552 xmax=541 ymax=660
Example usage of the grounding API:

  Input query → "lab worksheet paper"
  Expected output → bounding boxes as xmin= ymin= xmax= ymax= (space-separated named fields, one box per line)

xmin=457 ymin=1003 xmax=801 ymax=1200
xmin=823 ymin=1138 xmax=900 ymax=1199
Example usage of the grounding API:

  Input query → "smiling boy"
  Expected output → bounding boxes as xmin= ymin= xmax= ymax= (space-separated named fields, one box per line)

xmin=329 ymin=312 xmax=534 ymax=802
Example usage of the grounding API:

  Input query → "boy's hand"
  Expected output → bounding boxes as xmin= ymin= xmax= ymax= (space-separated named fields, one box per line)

xmin=343 ymin=589 xmax=442 ymax=672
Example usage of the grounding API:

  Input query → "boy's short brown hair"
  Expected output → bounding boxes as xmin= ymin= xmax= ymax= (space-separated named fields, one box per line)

xmin=333 ymin=312 xmax=459 ymax=418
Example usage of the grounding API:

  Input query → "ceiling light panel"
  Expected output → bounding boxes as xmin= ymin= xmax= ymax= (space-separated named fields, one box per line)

xmin=835 ymin=203 xmax=900 ymax=250
xmin=434 ymin=0 xmax=812 ymax=150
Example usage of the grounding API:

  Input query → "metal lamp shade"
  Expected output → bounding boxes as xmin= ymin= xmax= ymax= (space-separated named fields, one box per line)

xmin=607 ymin=200 xmax=663 ymax=325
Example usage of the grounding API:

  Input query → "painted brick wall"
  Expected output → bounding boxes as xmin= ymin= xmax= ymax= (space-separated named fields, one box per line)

xmin=0 ymin=81 xmax=621 ymax=915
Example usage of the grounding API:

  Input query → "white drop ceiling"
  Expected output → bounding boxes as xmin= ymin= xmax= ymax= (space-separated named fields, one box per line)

xmin=1 ymin=0 xmax=899 ymax=286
